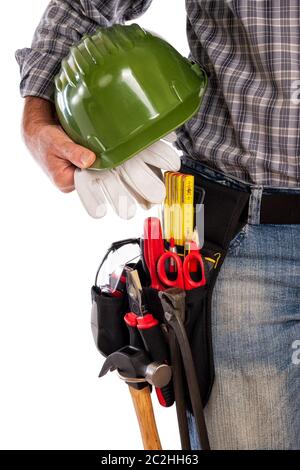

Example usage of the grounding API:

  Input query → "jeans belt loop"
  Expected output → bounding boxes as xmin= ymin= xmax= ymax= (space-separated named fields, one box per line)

xmin=248 ymin=186 xmax=263 ymax=225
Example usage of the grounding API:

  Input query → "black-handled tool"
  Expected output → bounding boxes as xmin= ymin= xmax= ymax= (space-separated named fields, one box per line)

xmin=136 ymin=313 xmax=174 ymax=407
xmin=124 ymin=312 xmax=145 ymax=350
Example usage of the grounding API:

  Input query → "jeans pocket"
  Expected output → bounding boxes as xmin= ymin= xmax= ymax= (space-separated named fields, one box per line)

xmin=228 ymin=223 xmax=249 ymax=254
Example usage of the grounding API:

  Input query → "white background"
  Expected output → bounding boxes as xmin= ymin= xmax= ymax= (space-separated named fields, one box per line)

xmin=0 ymin=1 xmax=189 ymax=450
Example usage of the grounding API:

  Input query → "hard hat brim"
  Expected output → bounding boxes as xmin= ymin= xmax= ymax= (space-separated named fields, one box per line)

xmin=89 ymin=91 xmax=204 ymax=170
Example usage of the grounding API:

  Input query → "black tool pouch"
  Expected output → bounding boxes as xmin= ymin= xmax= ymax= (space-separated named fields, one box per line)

xmin=91 ymin=286 xmax=129 ymax=357
xmin=91 ymin=238 xmax=142 ymax=357
xmin=181 ymin=165 xmax=250 ymax=408
xmin=184 ymin=285 xmax=210 ymax=405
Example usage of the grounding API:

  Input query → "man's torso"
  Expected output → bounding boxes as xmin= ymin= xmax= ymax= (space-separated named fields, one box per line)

xmin=176 ymin=0 xmax=300 ymax=187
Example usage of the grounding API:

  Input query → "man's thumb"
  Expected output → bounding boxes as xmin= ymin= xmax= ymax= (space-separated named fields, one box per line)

xmin=59 ymin=140 xmax=96 ymax=169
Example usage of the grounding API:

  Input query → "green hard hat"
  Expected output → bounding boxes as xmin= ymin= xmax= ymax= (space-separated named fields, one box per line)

xmin=55 ymin=24 xmax=207 ymax=170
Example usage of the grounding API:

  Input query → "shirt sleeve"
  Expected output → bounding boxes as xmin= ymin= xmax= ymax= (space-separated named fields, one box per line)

xmin=15 ymin=0 xmax=153 ymax=101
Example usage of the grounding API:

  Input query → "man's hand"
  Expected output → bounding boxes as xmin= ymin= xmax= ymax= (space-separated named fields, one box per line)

xmin=22 ymin=97 xmax=96 ymax=192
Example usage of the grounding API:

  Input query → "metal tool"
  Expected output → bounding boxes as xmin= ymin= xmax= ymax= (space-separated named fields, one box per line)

xmin=99 ymin=346 xmax=172 ymax=388
xmin=124 ymin=268 xmax=146 ymax=350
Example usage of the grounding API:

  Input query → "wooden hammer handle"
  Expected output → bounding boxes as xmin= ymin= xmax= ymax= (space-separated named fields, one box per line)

xmin=129 ymin=385 xmax=162 ymax=450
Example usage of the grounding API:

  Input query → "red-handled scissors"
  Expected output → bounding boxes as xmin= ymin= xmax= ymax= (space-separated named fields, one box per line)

xmin=157 ymin=251 xmax=206 ymax=290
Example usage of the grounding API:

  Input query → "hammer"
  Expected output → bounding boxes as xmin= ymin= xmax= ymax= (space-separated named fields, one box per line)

xmin=99 ymin=346 xmax=172 ymax=450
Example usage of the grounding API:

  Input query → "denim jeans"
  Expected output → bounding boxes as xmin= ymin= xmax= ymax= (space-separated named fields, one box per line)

xmin=182 ymin=159 xmax=300 ymax=450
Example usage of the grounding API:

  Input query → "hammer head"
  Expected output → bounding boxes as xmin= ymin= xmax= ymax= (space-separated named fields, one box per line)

xmin=99 ymin=345 xmax=172 ymax=389
xmin=99 ymin=346 xmax=151 ymax=388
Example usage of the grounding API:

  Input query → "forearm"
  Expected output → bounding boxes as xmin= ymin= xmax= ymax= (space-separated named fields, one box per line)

xmin=22 ymin=97 xmax=57 ymax=159
xmin=23 ymin=97 xmax=57 ymax=135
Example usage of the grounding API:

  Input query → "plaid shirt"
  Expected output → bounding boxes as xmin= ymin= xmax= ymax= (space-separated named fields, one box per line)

xmin=16 ymin=0 xmax=300 ymax=187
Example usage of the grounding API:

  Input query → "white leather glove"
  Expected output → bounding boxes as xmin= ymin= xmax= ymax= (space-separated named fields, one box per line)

xmin=74 ymin=134 xmax=180 ymax=219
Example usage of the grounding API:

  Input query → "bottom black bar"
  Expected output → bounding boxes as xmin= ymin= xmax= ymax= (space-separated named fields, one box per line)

xmin=0 ymin=450 xmax=299 ymax=466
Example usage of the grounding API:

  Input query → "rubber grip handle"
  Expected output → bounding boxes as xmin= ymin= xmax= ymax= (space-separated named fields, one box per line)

xmin=124 ymin=312 xmax=144 ymax=349
xmin=137 ymin=314 xmax=174 ymax=407
xmin=128 ymin=325 xmax=144 ymax=349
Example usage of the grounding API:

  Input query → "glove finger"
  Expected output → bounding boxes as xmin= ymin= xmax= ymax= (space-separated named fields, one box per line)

xmin=147 ymin=165 xmax=164 ymax=181
xmin=74 ymin=169 xmax=107 ymax=218
xmin=121 ymin=177 xmax=154 ymax=210
xmin=118 ymin=159 xmax=166 ymax=204
xmin=140 ymin=140 xmax=181 ymax=171
xmin=99 ymin=170 xmax=137 ymax=219
xmin=136 ymin=165 xmax=162 ymax=210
